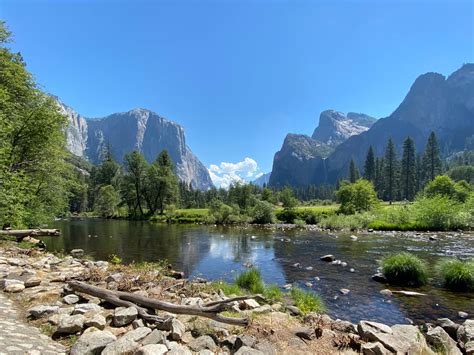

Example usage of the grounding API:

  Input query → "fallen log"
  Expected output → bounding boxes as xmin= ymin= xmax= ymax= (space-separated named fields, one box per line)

xmin=0 ymin=229 xmax=60 ymax=241
xmin=69 ymin=280 xmax=262 ymax=328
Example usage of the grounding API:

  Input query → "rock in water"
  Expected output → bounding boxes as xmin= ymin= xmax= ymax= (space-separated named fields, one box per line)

xmin=320 ymin=254 xmax=335 ymax=262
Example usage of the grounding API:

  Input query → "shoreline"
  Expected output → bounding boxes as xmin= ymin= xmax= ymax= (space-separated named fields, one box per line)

xmin=0 ymin=244 xmax=472 ymax=354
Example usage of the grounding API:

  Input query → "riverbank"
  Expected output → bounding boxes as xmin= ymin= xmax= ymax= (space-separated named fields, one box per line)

xmin=0 ymin=243 xmax=473 ymax=354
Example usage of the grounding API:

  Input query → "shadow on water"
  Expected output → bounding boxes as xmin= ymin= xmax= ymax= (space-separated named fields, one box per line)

xmin=44 ymin=219 xmax=474 ymax=325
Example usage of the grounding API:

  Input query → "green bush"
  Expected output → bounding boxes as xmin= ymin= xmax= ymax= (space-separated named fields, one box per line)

xmin=290 ymin=287 xmax=325 ymax=315
xmin=275 ymin=208 xmax=298 ymax=223
xmin=412 ymin=195 xmax=463 ymax=230
xmin=381 ymin=252 xmax=428 ymax=286
xmin=318 ymin=212 xmax=375 ymax=230
xmin=336 ymin=179 xmax=379 ymax=215
xmin=207 ymin=199 xmax=245 ymax=224
xmin=438 ymin=259 xmax=474 ymax=291
xmin=235 ymin=268 xmax=265 ymax=294
xmin=250 ymin=200 xmax=275 ymax=224
xmin=424 ymin=175 xmax=472 ymax=202
xmin=263 ymin=284 xmax=283 ymax=303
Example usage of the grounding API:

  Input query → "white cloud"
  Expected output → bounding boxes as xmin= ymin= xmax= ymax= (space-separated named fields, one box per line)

xmin=208 ymin=157 xmax=261 ymax=188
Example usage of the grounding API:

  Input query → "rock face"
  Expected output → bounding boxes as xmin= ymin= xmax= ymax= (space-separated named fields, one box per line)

xmin=252 ymin=172 xmax=271 ymax=187
xmin=269 ymin=63 xmax=474 ymax=187
xmin=57 ymin=98 xmax=213 ymax=190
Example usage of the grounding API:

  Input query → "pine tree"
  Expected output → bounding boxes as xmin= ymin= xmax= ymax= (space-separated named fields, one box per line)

xmin=422 ymin=131 xmax=442 ymax=183
xmin=375 ymin=157 xmax=385 ymax=199
xmin=383 ymin=138 xmax=399 ymax=202
xmin=349 ymin=159 xmax=360 ymax=183
xmin=400 ymin=137 xmax=416 ymax=200
xmin=364 ymin=146 xmax=376 ymax=182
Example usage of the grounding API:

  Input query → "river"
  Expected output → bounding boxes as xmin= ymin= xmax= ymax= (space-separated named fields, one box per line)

xmin=44 ymin=219 xmax=474 ymax=325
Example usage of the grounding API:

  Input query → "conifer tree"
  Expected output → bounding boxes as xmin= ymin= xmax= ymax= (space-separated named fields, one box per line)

xmin=383 ymin=138 xmax=399 ymax=202
xmin=422 ymin=131 xmax=442 ymax=183
xmin=364 ymin=146 xmax=376 ymax=182
xmin=400 ymin=137 xmax=416 ymax=200
xmin=375 ymin=157 xmax=385 ymax=198
xmin=349 ymin=158 xmax=360 ymax=183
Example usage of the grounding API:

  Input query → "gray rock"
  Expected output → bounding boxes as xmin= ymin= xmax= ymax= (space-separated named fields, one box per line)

xmin=136 ymin=344 xmax=168 ymax=355
xmin=188 ymin=335 xmax=217 ymax=352
xmin=113 ymin=306 xmax=138 ymax=327
xmin=63 ymin=294 xmax=80 ymax=305
xmin=141 ymin=329 xmax=166 ymax=345
xmin=73 ymin=303 xmax=102 ymax=315
xmin=235 ymin=346 xmax=264 ymax=355
xmin=170 ymin=318 xmax=185 ymax=340
xmin=286 ymin=305 xmax=302 ymax=316
xmin=121 ymin=326 xmax=152 ymax=342
xmin=4 ymin=282 xmax=25 ymax=293
xmin=197 ymin=350 xmax=214 ymax=355
xmin=361 ymin=342 xmax=390 ymax=355
xmin=295 ymin=327 xmax=315 ymax=340
xmin=358 ymin=321 xmax=392 ymax=341
xmin=70 ymin=249 xmax=84 ymax=257
xmin=57 ymin=314 xmax=86 ymax=334
xmin=254 ymin=340 xmax=277 ymax=355
xmin=371 ymin=273 xmax=387 ymax=283
xmin=70 ymin=330 xmax=116 ymax=355
xmin=459 ymin=311 xmax=469 ymax=319
xmin=27 ymin=305 xmax=59 ymax=319
xmin=426 ymin=326 xmax=461 ymax=355
xmin=84 ymin=314 xmax=106 ymax=330
xmin=167 ymin=342 xmax=193 ymax=355
xmin=101 ymin=338 xmax=139 ymax=355
xmin=105 ymin=273 xmax=123 ymax=283
xmin=222 ymin=335 xmax=237 ymax=349
xmin=132 ymin=319 xmax=145 ymax=329
xmin=24 ymin=277 xmax=41 ymax=287
xmin=235 ymin=335 xmax=257 ymax=350
xmin=320 ymin=254 xmax=335 ymax=262
xmin=331 ymin=320 xmax=357 ymax=334
xmin=438 ymin=318 xmax=460 ymax=339
xmin=458 ymin=320 xmax=474 ymax=354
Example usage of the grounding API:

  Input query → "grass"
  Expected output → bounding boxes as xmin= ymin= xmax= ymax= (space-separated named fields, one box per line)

xmin=438 ymin=259 xmax=474 ymax=291
xmin=263 ymin=284 xmax=283 ymax=303
xmin=381 ymin=252 xmax=428 ymax=286
xmin=290 ymin=287 xmax=326 ymax=315
xmin=235 ymin=268 xmax=265 ymax=294
xmin=211 ymin=281 xmax=243 ymax=296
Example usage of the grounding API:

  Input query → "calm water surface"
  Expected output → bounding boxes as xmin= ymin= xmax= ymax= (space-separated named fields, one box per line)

xmin=45 ymin=219 xmax=474 ymax=325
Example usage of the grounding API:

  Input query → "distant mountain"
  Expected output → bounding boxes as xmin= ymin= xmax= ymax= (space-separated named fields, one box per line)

xmin=269 ymin=111 xmax=376 ymax=187
xmin=252 ymin=172 xmax=271 ymax=187
xmin=57 ymin=99 xmax=214 ymax=190
xmin=269 ymin=63 xmax=474 ymax=187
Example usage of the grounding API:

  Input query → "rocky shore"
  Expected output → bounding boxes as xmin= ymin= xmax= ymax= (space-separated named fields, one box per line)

xmin=0 ymin=245 xmax=472 ymax=355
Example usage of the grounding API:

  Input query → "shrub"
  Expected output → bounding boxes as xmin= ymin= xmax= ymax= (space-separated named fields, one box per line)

xmin=438 ymin=259 xmax=474 ymax=291
xmin=211 ymin=281 xmax=243 ymax=296
xmin=109 ymin=254 xmax=122 ymax=265
xmin=336 ymin=179 xmax=379 ymax=215
xmin=275 ymin=208 xmax=298 ymax=224
xmin=412 ymin=195 xmax=463 ymax=230
xmin=381 ymin=252 xmax=427 ymax=286
xmin=250 ymin=200 xmax=275 ymax=224
xmin=208 ymin=199 xmax=244 ymax=224
xmin=263 ymin=284 xmax=283 ymax=303
xmin=319 ymin=212 xmax=375 ymax=230
xmin=290 ymin=287 xmax=325 ymax=315
xmin=448 ymin=165 xmax=474 ymax=184
xmin=367 ymin=220 xmax=429 ymax=231
xmin=94 ymin=185 xmax=120 ymax=218
xmin=424 ymin=175 xmax=471 ymax=202
xmin=235 ymin=268 xmax=265 ymax=294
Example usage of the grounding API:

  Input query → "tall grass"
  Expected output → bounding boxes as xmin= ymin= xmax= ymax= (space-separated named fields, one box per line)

xmin=235 ymin=268 xmax=265 ymax=294
xmin=381 ymin=252 xmax=428 ymax=286
xmin=290 ymin=287 xmax=326 ymax=315
xmin=438 ymin=259 xmax=474 ymax=291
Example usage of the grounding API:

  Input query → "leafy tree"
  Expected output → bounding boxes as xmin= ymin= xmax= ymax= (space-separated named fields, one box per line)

xmin=280 ymin=187 xmax=298 ymax=208
xmin=250 ymin=200 xmax=275 ymax=224
xmin=145 ymin=150 xmax=179 ymax=215
xmin=122 ymin=151 xmax=148 ymax=216
xmin=364 ymin=146 xmax=376 ymax=182
xmin=383 ymin=138 xmax=399 ymax=202
xmin=336 ymin=179 xmax=379 ymax=215
xmin=400 ymin=137 xmax=416 ymax=200
xmin=349 ymin=158 xmax=360 ymax=183
xmin=424 ymin=175 xmax=472 ymax=203
xmin=447 ymin=165 xmax=474 ymax=184
xmin=422 ymin=131 xmax=442 ymax=183
xmin=0 ymin=21 xmax=69 ymax=227
xmin=94 ymin=185 xmax=120 ymax=217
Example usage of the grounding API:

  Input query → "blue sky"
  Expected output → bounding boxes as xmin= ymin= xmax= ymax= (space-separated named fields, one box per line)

xmin=1 ymin=0 xmax=473 ymax=186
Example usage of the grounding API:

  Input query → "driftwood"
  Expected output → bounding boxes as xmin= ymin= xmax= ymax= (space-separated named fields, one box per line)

xmin=69 ymin=280 xmax=264 ymax=328
xmin=0 ymin=229 xmax=60 ymax=241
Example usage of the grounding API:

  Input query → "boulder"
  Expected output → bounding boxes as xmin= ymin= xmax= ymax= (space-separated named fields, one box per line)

xmin=295 ymin=327 xmax=315 ymax=340
xmin=235 ymin=346 xmax=264 ymax=355
xmin=437 ymin=318 xmax=459 ymax=339
xmin=188 ymin=335 xmax=217 ymax=352
xmin=63 ymin=294 xmax=80 ymax=305
xmin=457 ymin=320 xmax=474 ymax=354
xmin=235 ymin=335 xmax=257 ymax=350
xmin=73 ymin=303 xmax=102 ymax=315
xmin=358 ymin=321 xmax=392 ymax=341
xmin=141 ymin=329 xmax=166 ymax=345
xmin=286 ymin=305 xmax=302 ymax=316
xmin=84 ymin=314 xmax=107 ymax=330
xmin=371 ymin=273 xmax=387 ymax=283
xmin=136 ymin=344 xmax=168 ymax=355
xmin=24 ymin=277 xmax=41 ymax=287
xmin=113 ymin=306 xmax=138 ymax=327
xmin=167 ymin=342 xmax=192 ymax=355
xmin=4 ymin=281 xmax=25 ymax=293
xmin=426 ymin=326 xmax=461 ymax=355
xmin=331 ymin=320 xmax=358 ymax=334
xmin=361 ymin=342 xmax=391 ymax=355
xmin=320 ymin=254 xmax=335 ymax=262
xmin=241 ymin=299 xmax=260 ymax=309
xmin=27 ymin=305 xmax=59 ymax=319
xmin=254 ymin=340 xmax=277 ymax=355
xmin=70 ymin=330 xmax=116 ymax=355
xmin=170 ymin=318 xmax=185 ymax=341
xmin=57 ymin=314 xmax=86 ymax=334
xmin=70 ymin=249 xmax=84 ymax=257
xmin=101 ymin=338 xmax=139 ymax=355
xmin=120 ymin=327 xmax=152 ymax=342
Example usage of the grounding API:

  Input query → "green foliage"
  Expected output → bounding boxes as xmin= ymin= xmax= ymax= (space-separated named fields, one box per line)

xmin=290 ymin=287 xmax=326 ymax=315
xmin=400 ymin=137 xmax=416 ymax=200
xmin=383 ymin=138 xmax=399 ymax=202
xmin=109 ymin=254 xmax=122 ymax=265
xmin=263 ymin=284 xmax=283 ymax=303
xmin=0 ymin=21 xmax=69 ymax=227
xmin=349 ymin=158 xmax=360 ymax=183
xmin=422 ymin=131 xmax=442 ymax=183
xmin=235 ymin=268 xmax=265 ymax=294
xmin=364 ymin=146 xmax=376 ymax=182
xmin=412 ymin=195 xmax=463 ymax=230
xmin=207 ymin=199 xmax=244 ymax=224
xmin=279 ymin=187 xmax=298 ymax=208
xmin=250 ymin=200 xmax=275 ymax=224
xmin=381 ymin=252 xmax=428 ymax=286
xmin=438 ymin=259 xmax=474 ymax=291
xmin=336 ymin=179 xmax=379 ymax=215
xmin=94 ymin=185 xmax=121 ymax=218
xmin=448 ymin=165 xmax=474 ymax=184
xmin=318 ymin=212 xmax=375 ymax=230
xmin=211 ymin=281 xmax=243 ymax=296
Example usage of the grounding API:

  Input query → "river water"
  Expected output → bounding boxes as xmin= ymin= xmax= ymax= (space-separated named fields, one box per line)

xmin=44 ymin=219 xmax=474 ymax=325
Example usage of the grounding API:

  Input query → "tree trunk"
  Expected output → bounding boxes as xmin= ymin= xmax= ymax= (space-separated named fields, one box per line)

xmin=0 ymin=229 xmax=60 ymax=241
xmin=68 ymin=281 xmax=263 ymax=328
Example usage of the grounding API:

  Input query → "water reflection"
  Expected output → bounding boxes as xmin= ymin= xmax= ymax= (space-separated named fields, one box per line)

xmin=45 ymin=219 xmax=474 ymax=324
